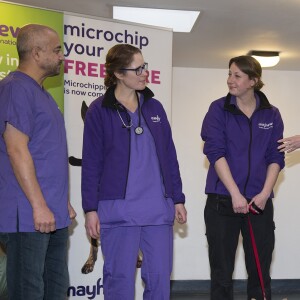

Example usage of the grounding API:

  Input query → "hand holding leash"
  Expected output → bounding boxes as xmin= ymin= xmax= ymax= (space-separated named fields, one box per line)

xmin=249 ymin=202 xmax=263 ymax=215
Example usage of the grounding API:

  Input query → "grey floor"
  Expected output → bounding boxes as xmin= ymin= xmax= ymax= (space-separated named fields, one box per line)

xmin=170 ymin=293 xmax=300 ymax=299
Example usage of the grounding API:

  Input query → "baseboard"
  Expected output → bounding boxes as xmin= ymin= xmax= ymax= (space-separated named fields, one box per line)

xmin=170 ymin=279 xmax=300 ymax=294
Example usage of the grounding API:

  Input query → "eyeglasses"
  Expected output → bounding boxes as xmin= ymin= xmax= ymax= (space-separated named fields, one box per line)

xmin=120 ymin=63 xmax=148 ymax=76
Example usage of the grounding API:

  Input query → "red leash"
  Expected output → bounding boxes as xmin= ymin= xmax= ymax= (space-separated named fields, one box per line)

xmin=247 ymin=214 xmax=267 ymax=300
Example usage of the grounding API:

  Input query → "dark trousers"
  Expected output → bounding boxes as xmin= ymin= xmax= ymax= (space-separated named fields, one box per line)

xmin=204 ymin=195 xmax=275 ymax=300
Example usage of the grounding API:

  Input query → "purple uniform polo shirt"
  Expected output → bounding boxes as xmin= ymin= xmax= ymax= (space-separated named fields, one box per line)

xmin=0 ymin=71 xmax=71 ymax=232
xmin=98 ymin=104 xmax=175 ymax=228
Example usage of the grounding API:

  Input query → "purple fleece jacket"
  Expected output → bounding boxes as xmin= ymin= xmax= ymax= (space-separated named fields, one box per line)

xmin=201 ymin=90 xmax=284 ymax=199
xmin=81 ymin=86 xmax=185 ymax=213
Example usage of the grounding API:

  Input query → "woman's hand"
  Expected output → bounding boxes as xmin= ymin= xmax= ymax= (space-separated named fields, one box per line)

xmin=231 ymin=193 xmax=249 ymax=214
xmin=175 ymin=203 xmax=187 ymax=224
xmin=278 ymin=135 xmax=300 ymax=153
xmin=249 ymin=192 xmax=269 ymax=213
xmin=85 ymin=211 xmax=100 ymax=239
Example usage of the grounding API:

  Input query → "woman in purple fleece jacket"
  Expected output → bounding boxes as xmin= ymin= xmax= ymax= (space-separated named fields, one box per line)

xmin=201 ymin=56 xmax=284 ymax=300
xmin=81 ymin=44 xmax=187 ymax=300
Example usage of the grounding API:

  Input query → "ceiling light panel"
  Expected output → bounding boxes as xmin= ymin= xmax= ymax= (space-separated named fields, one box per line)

xmin=113 ymin=6 xmax=200 ymax=32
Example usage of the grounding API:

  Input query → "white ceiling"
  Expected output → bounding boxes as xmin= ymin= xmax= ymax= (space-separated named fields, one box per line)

xmin=7 ymin=0 xmax=300 ymax=70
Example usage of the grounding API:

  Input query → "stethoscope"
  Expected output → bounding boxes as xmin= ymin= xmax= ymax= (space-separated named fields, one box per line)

xmin=116 ymin=95 xmax=144 ymax=135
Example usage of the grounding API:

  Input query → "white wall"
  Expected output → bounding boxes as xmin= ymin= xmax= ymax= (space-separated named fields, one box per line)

xmin=171 ymin=67 xmax=300 ymax=280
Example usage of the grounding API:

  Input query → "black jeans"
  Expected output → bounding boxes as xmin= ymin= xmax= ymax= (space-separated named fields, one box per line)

xmin=204 ymin=194 xmax=275 ymax=300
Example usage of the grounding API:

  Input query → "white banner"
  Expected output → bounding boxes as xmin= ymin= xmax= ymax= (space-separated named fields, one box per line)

xmin=63 ymin=14 xmax=173 ymax=299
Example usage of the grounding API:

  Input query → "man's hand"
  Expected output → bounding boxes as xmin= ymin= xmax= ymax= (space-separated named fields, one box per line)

xmin=68 ymin=201 xmax=77 ymax=220
xmin=33 ymin=205 xmax=56 ymax=233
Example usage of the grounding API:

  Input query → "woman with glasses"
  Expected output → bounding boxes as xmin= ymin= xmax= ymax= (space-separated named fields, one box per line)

xmin=81 ymin=44 xmax=187 ymax=300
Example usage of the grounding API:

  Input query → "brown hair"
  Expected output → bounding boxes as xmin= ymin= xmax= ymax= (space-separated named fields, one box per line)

xmin=104 ymin=44 xmax=142 ymax=87
xmin=229 ymin=55 xmax=264 ymax=90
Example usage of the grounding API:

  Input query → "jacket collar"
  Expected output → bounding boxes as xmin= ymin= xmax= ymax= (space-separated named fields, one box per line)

xmin=224 ymin=90 xmax=272 ymax=114
xmin=102 ymin=85 xmax=154 ymax=110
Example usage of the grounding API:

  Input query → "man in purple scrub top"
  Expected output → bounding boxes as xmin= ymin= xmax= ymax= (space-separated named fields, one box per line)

xmin=0 ymin=24 xmax=76 ymax=300
xmin=82 ymin=44 xmax=187 ymax=300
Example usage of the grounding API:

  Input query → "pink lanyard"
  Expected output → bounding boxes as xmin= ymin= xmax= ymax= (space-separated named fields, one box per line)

xmin=247 ymin=214 xmax=267 ymax=300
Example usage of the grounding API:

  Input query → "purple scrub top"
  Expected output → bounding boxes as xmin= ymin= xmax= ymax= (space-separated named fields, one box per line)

xmin=98 ymin=102 xmax=175 ymax=228
xmin=0 ymin=71 xmax=71 ymax=232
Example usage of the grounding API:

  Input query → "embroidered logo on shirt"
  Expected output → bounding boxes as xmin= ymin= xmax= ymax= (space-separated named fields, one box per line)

xmin=151 ymin=115 xmax=161 ymax=123
xmin=258 ymin=122 xmax=273 ymax=129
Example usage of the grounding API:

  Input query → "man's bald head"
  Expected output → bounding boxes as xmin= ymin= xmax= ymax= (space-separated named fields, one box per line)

xmin=17 ymin=24 xmax=58 ymax=61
